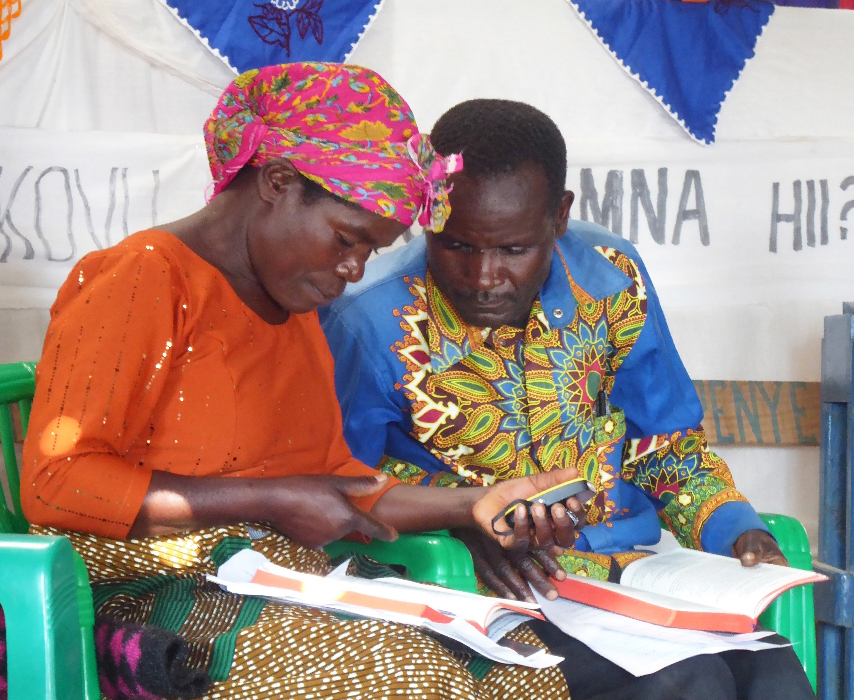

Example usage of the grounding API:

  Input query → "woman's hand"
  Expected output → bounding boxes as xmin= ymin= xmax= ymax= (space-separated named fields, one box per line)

xmin=268 ymin=474 xmax=398 ymax=549
xmin=471 ymin=468 xmax=588 ymax=552
xmin=129 ymin=471 xmax=397 ymax=548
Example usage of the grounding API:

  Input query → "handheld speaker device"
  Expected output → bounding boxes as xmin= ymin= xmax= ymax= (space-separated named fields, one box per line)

xmin=491 ymin=477 xmax=595 ymax=535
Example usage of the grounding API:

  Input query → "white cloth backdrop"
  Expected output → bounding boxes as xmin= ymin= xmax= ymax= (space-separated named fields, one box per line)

xmin=3 ymin=0 xmax=853 ymax=547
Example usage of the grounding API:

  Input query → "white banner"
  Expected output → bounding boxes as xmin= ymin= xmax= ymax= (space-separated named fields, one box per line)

xmin=3 ymin=129 xmax=853 ymax=319
xmin=565 ymin=140 xmax=854 ymax=302
xmin=0 ymin=128 xmax=208 ymax=307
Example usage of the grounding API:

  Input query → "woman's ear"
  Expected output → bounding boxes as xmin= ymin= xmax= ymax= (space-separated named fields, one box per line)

xmin=258 ymin=158 xmax=301 ymax=202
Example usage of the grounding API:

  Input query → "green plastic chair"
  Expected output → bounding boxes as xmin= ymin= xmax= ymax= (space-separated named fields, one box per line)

xmin=324 ymin=530 xmax=478 ymax=593
xmin=0 ymin=361 xmax=99 ymax=700
xmin=0 ymin=360 xmax=35 ymax=534
xmin=756 ymin=512 xmax=818 ymax=691
xmin=0 ymin=535 xmax=99 ymax=700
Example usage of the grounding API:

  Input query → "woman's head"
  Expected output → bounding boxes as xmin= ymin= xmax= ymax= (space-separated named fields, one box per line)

xmin=205 ymin=62 xmax=461 ymax=232
xmin=202 ymin=63 xmax=462 ymax=316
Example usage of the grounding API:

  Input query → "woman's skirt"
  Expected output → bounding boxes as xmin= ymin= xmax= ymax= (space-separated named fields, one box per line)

xmin=32 ymin=523 xmax=569 ymax=700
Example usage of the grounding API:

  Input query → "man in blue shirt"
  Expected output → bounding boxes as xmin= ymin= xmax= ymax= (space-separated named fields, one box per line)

xmin=321 ymin=99 xmax=814 ymax=699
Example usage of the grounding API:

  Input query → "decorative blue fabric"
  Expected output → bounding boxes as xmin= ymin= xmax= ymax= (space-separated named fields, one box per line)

xmin=160 ymin=0 xmax=383 ymax=73
xmin=568 ymin=0 xmax=775 ymax=144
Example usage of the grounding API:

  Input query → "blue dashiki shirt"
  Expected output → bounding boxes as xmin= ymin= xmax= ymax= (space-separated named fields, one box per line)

xmin=320 ymin=220 xmax=767 ymax=578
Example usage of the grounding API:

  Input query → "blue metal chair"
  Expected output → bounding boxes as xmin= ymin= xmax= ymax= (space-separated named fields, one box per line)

xmin=814 ymin=302 xmax=854 ymax=700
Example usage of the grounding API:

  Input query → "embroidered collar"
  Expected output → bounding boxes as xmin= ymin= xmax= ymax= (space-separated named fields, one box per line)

xmin=424 ymin=230 xmax=634 ymax=373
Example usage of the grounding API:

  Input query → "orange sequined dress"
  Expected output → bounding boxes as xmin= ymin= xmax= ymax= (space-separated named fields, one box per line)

xmin=20 ymin=230 xmax=568 ymax=700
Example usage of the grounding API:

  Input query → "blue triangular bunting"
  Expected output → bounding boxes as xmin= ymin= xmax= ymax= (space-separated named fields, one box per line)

xmin=159 ymin=0 xmax=384 ymax=74
xmin=568 ymin=0 xmax=775 ymax=144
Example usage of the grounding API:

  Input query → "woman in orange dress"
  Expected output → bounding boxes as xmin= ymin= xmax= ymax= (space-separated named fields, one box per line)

xmin=19 ymin=63 xmax=578 ymax=700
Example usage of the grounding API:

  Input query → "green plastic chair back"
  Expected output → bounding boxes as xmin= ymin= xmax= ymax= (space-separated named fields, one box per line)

xmin=0 ymin=360 xmax=36 ymax=534
xmin=325 ymin=530 xmax=479 ymax=594
xmin=0 ymin=361 xmax=100 ymax=700
xmin=0 ymin=535 xmax=98 ymax=700
xmin=757 ymin=512 xmax=818 ymax=691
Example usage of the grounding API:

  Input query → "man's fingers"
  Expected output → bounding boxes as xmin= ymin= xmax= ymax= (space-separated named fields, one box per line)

xmin=464 ymin=542 xmax=519 ymax=600
xmin=509 ymin=552 xmax=559 ymax=600
xmin=531 ymin=545 xmax=566 ymax=581
xmin=733 ymin=530 xmax=789 ymax=568
xmin=480 ymin=541 xmax=534 ymax=601
xmin=754 ymin=550 xmax=789 ymax=567
xmin=477 ymin=566 xmax=519 ymax=600
xmin=740 ymin=551 xmax=757 ymax=567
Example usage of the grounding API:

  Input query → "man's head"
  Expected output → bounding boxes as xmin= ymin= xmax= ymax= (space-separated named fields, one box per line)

xmin=426 ymin=99 xmax=574 ymax=328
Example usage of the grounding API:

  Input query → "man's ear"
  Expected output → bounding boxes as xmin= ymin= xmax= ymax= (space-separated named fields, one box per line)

xmin=257 ymin=158 xmax=301 ymax=203
xmin=553 ymin=190 xmax=574 ymax=239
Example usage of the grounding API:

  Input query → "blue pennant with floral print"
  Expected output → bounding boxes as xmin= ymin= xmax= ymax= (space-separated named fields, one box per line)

xmin=567 ymin=0 xmax=775 ymax=144
xmin=160 ymin=0 xmax=384 ymax=73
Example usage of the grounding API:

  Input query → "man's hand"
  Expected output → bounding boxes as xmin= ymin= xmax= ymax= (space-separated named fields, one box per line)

xmin=452 ymin=527 xmax=566 ymax=603
xmin=471 ymin=468 xmax=588 ymax=551
xmin=732 ymin=529 xmax=788 ymax=567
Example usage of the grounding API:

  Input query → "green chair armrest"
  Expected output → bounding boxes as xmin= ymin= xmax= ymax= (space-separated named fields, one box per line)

xmin=325 ymin=530 xmax=478 ymax=594
xmin=0 ymin=361 xmax=36 ymax=535
xmin=0 ymin=534 xmax=98 ymax=700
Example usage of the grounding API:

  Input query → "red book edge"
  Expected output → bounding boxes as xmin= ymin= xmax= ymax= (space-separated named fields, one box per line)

xmin=552 ymin=576 xmax=757 ymax=633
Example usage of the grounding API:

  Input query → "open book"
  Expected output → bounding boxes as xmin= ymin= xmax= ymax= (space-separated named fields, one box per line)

xmin=552 ymin=548 xmax=826 ymax=633
xmin=208 ymin=549 xmax=560 ymax=668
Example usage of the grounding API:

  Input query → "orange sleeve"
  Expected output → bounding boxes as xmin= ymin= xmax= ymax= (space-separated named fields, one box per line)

xmin=329 ymin=453 xmax=401 ymax=513
xmin=21 ymin=248 xmax=183 ymax=538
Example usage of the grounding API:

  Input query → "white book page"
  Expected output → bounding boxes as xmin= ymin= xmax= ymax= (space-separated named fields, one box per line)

xmin=620 ymin=549 xmax=816 ymax=618
xmin=209 ymin=551 xmax=561 ymax=669
xmin=534 ymin=591 xmax=783 ymax=677
xmin=218 ymin=549 xmax=539 ymax=630
xmin=561 ymin=574 xmax=733 ymax=615
xmin=326 ymin=572 xmax=539 ymax=629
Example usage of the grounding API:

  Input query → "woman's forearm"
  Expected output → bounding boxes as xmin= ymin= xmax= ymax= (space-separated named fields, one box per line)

xmin=370 ymin=483 xmax=488 ymax=533
xmin=128 ymin=471 xmax=271 ymax=538
xmin=128 ymin=470 xmax=397 ymax=547
xmin=131 ymin=474 xmax=490 ymax=540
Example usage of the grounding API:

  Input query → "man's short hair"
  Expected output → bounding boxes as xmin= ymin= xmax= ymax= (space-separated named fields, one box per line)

xmin=430 ymin=99 xmax=568 ymax=213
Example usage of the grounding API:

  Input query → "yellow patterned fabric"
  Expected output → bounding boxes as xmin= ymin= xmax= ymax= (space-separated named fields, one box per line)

xmin=391 ymin=246 xmax=647 ymax=488
xmin=32 ymin=523 xmax=569 ymax=700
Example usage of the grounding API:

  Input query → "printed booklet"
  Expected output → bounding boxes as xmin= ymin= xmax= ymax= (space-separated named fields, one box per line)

xmin=209 ymin=549 xmax=561 ymax=668
xmin=552 ymin=548 xmax=826 ymax=633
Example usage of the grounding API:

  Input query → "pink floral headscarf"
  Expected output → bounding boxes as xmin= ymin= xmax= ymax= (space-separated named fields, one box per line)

xmin=204 ymin=62 xmax=462 ymax=232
